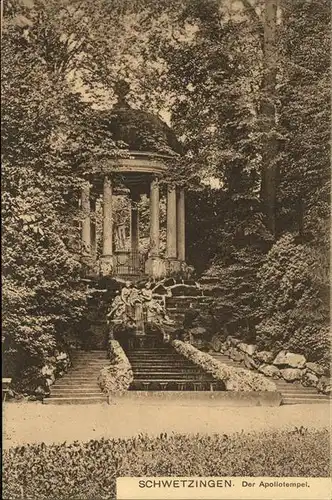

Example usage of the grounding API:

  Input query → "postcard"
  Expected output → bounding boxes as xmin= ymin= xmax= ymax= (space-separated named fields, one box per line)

xmin=2 ymin=1 xmax=330 ymax=499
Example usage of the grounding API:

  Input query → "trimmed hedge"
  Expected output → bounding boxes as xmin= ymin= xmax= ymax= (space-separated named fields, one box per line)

xmin=3 ymin=429 xmax=329 ymax=499
xmin=172 ymin=340 xmax=277 ymax=391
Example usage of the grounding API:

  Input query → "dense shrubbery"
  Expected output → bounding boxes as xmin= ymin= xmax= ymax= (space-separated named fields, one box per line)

xmin=3 ymin=430 xmax=329 ymax=499
xmin=204 ymin=246 xmax=267 ymax=341
xmin=256 ymin=235 xmax=329 ymax=367
xmin=172 ymin=340 xmax=276 ymax=391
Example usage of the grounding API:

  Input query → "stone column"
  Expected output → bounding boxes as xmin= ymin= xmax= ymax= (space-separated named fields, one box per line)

xmin=90 ymin=198 xmax=97 ymax=260
xmin=177 ymin=188 xmax=185 ymax=261
xmin=150 ymin=178 xmax=160 ymax=257
xmin=131 ymin=196 xmax=139 ymax=254
xmin=101 ymin=175 xmax=113 ymax=275
xmin=81 ymin=181 xmax=91 ymax=255
xmin=166 ymin=185 xmax=177 ymax=258
xmin=145 ymin=178 xmax=166 ymax=278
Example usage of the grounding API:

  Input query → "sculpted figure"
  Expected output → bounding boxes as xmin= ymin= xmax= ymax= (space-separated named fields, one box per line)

xmin=141 ymin=282 xmax=154 ymax=322
xmin=121 ymin=281 xmax=135 ymax=320
xmin=106 ymin=291 xmax=125 ymax=321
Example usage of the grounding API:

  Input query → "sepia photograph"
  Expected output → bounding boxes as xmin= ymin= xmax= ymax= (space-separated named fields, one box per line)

xmin=2 ymin=0 xmax=331 ymax=499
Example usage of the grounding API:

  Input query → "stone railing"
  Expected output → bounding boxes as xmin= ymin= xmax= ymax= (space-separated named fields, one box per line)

xmin=171 ymin=339 xmax=277 ymax=392
xmin=209 ymin=336 xmax=331 ymax=395
xmin=98 ymin=340 xmax=133 ymax=393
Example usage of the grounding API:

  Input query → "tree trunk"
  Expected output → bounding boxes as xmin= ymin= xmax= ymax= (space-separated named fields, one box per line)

xmin=260 ymin=0 xmax=278 ymax=237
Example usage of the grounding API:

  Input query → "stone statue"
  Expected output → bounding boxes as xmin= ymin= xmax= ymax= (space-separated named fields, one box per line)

xmin=107 ymin=281 xmax=175 ymax=338
xmin=115 ymin=223 xmax=127 ymax=250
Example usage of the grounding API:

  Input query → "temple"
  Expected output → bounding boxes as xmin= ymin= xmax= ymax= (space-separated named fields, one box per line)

xmin=80 ymin=81 xmax=186 ymax=279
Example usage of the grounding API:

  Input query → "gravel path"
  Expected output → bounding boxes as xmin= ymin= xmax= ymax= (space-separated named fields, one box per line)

xmin=3 ymin=401 xmax=330 ymax=449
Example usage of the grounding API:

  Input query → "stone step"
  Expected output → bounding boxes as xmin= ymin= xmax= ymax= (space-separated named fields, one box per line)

xmin=282 ymin=398 xmax=330 ymax=405
xmin=280 ymin=392 xmax=330 ymax=398
xmin=132 ymin=366 xmax=205 ymax=372
xmin=50 ymin=391 xmax=103 ymax=397
xmin=133 ymin=370 xmax=210 ymax=377
xmin=129 ymin=362 xmax=196 ymax=367
xmin=43 ymin=396 xmax=106 ymax=405
xmin=134 ymin=375 xmax=213 ymax=382
xmin=52 ymin=385 xmax=100 ymax=389
xmin=129 ymin=354 xmax=189 ymax=359
xmin=276 ymin=387 xmax=325 ymax=394
xmin=54 ymin=377 xmax=100 ymax=382
xmin=127 ymin=350 xmax=178 ymax=354
xmin=130 ymin=380 xmax=219 ymax=391
xmin=127 ymin=350 xmax=180 ymax=355
xmin=127 ymin=357 xmax=182 ymax=361
xmin=53 ymin=386 xmax=101 ymax=390
xmin=52 ymin=385 xmax=101 ymax=390
xmin=131 ymin=367 xmax=198 ymax=371
xmin=130 ymin=378 xmax=218 ymax=385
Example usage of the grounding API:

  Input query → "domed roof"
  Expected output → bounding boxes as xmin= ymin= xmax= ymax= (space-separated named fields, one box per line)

xmin=100 ymin=81 xmax=182 ymax=156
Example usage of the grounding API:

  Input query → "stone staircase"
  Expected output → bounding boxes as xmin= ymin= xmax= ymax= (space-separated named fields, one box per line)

xmin=44 ymin=351 xmax=108 ymax=405
xmin=165 ymin=296 xmax=213 ymax=324
xmin=44 ymin=348 xmax=330 ymax=405
xmin=125 ymin=345 xmax=223 ymax=391
xmin=211 ymin=353 xmax=331 ymax=405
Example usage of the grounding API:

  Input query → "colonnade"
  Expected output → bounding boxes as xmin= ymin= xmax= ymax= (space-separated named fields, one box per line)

xmin=81 ymin=175 xmax=185 ymax=275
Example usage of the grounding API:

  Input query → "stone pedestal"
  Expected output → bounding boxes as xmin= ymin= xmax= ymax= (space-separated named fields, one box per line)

xmin=100 ymin=255 xmax=114 ymax=276
xmin=145 ymin=256 xmax=166 ymax=279
xmin=166 ymin=258 xmax=182 ymax=275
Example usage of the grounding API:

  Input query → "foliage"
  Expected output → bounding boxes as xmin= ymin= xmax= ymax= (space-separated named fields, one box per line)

xmin=172 ymin=340 xmax=276 ymax=391
xmin=276 ymin=0 xmax=330 ymax=244
xmin=98 ymin=340 xmax=133 ymax=392
xmin=1 ymin=11 xmax=89 ymax=386
xmin=3 ymin=429 xmax=329 ymax=499
xmin=255 ymin=234 xmax=330 ymax=367
xmin=203 ymin=246 xmax=267 ymax=341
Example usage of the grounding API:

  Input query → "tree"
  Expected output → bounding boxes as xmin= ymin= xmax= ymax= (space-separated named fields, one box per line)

xmin=255 ymin=0 xmax=330 ymax=365
xmin=276 ymin=0 xmax=330 ymax=245
xmin=259 ymin=0 xmax=278 ymax=236
xmin=2 ymin=10 xmax=89 ymax=386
